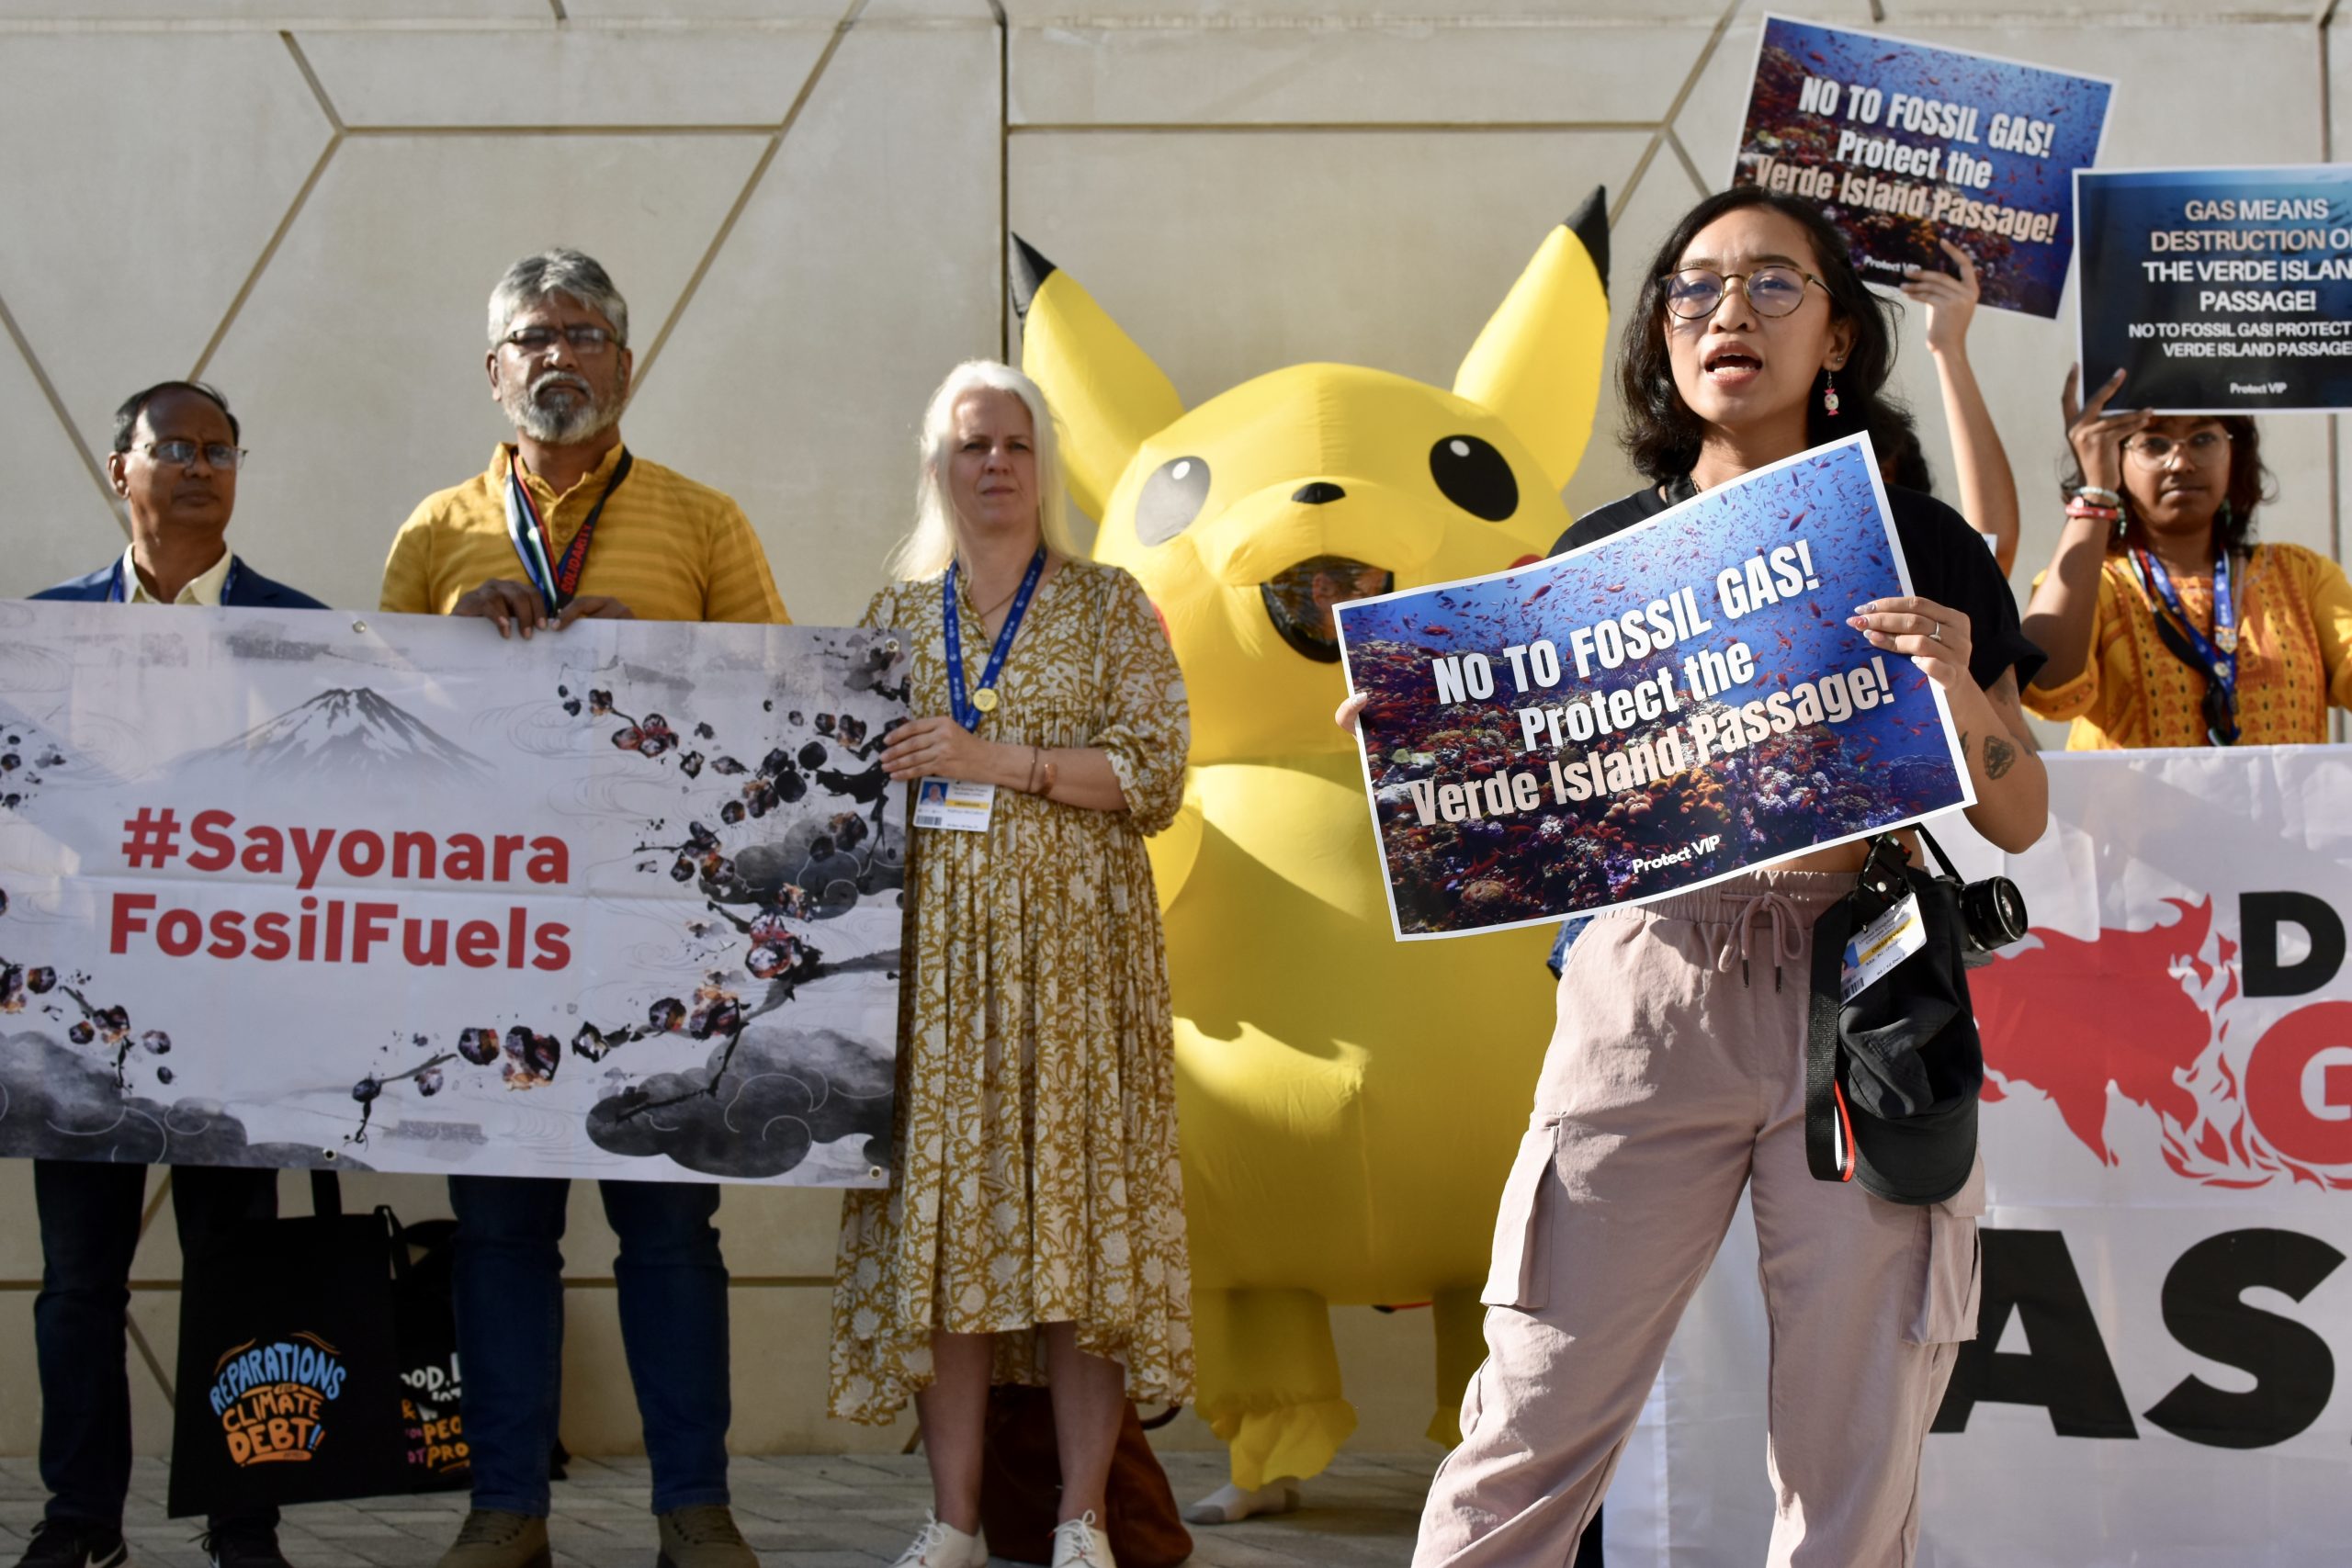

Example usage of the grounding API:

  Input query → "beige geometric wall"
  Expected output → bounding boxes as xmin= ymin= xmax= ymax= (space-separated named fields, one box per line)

xmin=1 ymin=0 xmax=2346 ymax=1462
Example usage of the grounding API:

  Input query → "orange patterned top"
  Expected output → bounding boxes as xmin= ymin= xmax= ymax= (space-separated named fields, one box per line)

xmin=2025 ymin=542 xmax=2352 ymax=750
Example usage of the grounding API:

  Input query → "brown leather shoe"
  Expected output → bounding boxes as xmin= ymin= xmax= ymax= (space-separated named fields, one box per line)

xmin=655 ymin=1506 xmax=757 ymax=1568
xmin=434 ymin=1512 xmax=549 ymax=1568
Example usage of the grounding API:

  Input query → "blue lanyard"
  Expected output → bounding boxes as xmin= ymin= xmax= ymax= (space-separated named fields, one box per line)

xmin=503 ymin=447 xmax=634 ymax=615
xmin=943 ymin=547 xmax=1046 ymax=731
xmin=108 ymin=555 xmax=240 ymax=604
xmin=2133 ymin=545 xmax=2239 ymax=742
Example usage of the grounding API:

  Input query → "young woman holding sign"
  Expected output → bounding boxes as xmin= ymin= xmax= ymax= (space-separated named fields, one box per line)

xmin=831 ymin=360 xmax=1193 ymax=1568
xmin=2022 ymin=377 xmax=2352 ymax=748
xmin=1343 ymin=186 xmax=2050 ymax=1567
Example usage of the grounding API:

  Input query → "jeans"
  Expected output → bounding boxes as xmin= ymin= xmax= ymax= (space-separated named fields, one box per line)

xmin=33 ymin=1158 xmax=279 ymax=1532
xmin=447 ymin=1176 xmax=731 ymax=1517
xmin=1546 ymin=915 xmax=1591 ymax=978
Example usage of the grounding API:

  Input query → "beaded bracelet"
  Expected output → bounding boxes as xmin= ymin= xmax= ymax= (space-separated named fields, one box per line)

xmin=2073 ymin=484 xmax=2124 ymax=507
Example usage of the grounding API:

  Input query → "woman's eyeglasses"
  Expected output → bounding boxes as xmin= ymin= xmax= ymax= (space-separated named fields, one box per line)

xmin=2122 ymin=430 xmax=2232 ymax=466
xmin=1660 ymin=265 xmax=1827 ymax=320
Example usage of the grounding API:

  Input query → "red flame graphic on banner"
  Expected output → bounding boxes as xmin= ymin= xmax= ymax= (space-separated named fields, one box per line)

xmin=1972 ymin=897 xmax=2352 ymax=1190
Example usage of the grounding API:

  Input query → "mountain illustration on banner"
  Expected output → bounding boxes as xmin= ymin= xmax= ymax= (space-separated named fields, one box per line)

xmin=173 ymin=688 xmax=493 ymax=791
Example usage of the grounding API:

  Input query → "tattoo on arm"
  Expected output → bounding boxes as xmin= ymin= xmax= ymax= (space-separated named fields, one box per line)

xmin=1984 ymin=734 xmax=2018 ymax=779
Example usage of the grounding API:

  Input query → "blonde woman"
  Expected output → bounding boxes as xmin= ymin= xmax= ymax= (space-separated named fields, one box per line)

xmin=831 ymin=360 xmax=1193 ymax=1568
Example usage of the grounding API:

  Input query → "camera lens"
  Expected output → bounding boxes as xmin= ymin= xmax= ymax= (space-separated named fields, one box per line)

xmin=1959 ymin=875 xmax=2029 ymax=953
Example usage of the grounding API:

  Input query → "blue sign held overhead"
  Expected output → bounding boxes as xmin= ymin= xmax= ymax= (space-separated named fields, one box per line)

xmin=2076 ymin=165 xmax=2352 ymax=414
xmin=1735 ymin=15 xmax=2114 ymax=320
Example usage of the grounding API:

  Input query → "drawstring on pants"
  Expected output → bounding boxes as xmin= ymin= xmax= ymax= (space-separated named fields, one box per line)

xmin=1725 ymin=891 xmax=1805 ymax=991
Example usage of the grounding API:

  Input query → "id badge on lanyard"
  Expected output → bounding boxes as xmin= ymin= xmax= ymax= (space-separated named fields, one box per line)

xmin=919 ymin=547 xmax=1046 ymax=833
xmin=912 ymin=777 xmax=996 ymax=832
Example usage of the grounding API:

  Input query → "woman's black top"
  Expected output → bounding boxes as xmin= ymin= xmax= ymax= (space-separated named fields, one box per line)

xmin=1555 ymin=482 xmax=2045 ymax=693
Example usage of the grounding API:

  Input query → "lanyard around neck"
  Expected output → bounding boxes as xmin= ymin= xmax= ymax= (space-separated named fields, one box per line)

xmin=2132 ymin=544 xmax=2239 ymax=744
xmin=943 ymin=547 xmax=1047 ymax=731
xmin=503 ymin=447 xmax=634 ymax=615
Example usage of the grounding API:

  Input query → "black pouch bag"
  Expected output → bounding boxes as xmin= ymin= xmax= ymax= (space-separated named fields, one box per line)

xmin=1804 ymin=834 xmax=1986 ymax=1205
xmin=168 ymin=1171 xmax=413 ymax=1516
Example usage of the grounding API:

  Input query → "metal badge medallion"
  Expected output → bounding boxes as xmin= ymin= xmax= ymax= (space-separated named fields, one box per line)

xmin=973 ymin=687 xmax=999 ymax=713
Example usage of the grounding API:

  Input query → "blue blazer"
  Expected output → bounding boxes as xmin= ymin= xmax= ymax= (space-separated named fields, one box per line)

xmin=32 ymin=556 xmax=327 ymax=611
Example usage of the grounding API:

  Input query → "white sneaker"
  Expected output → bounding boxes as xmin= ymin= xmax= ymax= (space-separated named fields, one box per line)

xmin=889 ymin=1512 xmax=988 ymax=1568
xmin=1048 ymin=1513 xmax=1115 ymax=1568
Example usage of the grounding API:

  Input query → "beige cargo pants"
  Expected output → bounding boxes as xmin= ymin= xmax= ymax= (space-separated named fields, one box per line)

xmin=1415 ymin=871 xmax=1984 ymax=1568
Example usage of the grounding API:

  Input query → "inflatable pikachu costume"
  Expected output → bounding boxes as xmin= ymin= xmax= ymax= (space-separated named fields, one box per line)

xmin=1015 ymin=192 xmax=1611 ymax=1514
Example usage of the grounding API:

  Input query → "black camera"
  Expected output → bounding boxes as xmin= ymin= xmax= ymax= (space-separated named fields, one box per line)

xmin=1953 ymin=872 xmax=2030 ymax=958
xmin=1856 ymin=829 xmax=2030 ymax=965
xmin=1916 ymin=827 xmax=2029 ymax=964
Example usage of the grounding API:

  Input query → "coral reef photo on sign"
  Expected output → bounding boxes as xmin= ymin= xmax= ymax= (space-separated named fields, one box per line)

xmin=1338 ymin=434 xmax=1973 ymax=939
xmin=1735 ymin=14 xmax=2112 ymax=318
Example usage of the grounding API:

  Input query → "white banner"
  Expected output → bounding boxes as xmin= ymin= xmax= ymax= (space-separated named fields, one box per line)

xmin=1611 ymin=749 xmax=2352 ymax=1566
xmin=0 ymin=601 xmax=910 ymax=1187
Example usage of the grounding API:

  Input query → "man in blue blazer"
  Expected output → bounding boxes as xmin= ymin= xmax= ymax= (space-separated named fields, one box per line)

xmin=34 ymin=381 xmax=324 ymax=610
xmin=19 ymin=383 xmax=318 ymax=1568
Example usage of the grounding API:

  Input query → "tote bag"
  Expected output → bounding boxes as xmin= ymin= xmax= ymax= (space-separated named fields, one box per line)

xmin=167 ymin=1170 xmax=411 ymax=1516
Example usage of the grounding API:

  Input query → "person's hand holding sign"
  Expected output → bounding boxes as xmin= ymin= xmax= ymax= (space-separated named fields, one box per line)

xmin=1849 ymin=596 xmax=1973 ymax=692
xmin=1903 ymin=239 xmax=2023 ymax=574
xmin=2022 ymin=365 xmax=2161 ymax=710
xmin=2062 ymin=365 xmax=2153 ymax=496
xmin=453 ymin=576 xmax=636 ymax=638
xmin=1900 ymin=239 xmax=1980 ymax=355
xmin=1850 ymin=592 xmax=2041 ymax=844
xmin=1332 ymin=691 xmax=1371 ymax=735
xmin=880 ymin=715 xmax=999 ymax=784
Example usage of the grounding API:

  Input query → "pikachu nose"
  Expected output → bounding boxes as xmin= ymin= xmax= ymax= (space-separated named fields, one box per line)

xmin=1291 ymin=481 xmax=1346 ymax=505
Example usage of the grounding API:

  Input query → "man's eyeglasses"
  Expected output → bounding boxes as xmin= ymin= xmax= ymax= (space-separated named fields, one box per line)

xmin=502 ymin=324 xmax=619 ymax=355
xmin=2123 ymin=429 xmax=2232 ymax=466
xmin=1660 ymin=265 xmax=1828 ymax=320
xmin=136 ymin=440 xmax=247 ymax=472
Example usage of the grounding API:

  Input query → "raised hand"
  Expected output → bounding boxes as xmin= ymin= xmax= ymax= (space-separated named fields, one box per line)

xmin=2062 ymin=364 xmax=2153 ymax=497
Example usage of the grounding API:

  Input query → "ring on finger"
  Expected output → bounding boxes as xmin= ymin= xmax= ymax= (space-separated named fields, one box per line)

xmin=1929 ymin=620 xmax=1945 ymax=644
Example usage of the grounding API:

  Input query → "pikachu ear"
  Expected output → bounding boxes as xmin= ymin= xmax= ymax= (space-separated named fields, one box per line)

xmin=1453 ymin=187 xmax=1612 ymax=494
xmin=1012 ymin=236 xmax=1184 ymax=523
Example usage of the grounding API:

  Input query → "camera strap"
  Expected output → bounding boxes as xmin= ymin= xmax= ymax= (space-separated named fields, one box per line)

xmin=1804 ymin=832 xmax=1908 ymax=1186
xmin=1805 ymin=894 xmax=1858 ymax=1186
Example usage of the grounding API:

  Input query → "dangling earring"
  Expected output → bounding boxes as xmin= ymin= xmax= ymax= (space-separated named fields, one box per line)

xmin=1822 ymin=368 xmax=1841 ymax=418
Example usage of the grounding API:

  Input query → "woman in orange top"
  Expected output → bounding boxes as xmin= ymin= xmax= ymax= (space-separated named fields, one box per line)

xmin=2022 ymin=368 xmax=2352 ymax=749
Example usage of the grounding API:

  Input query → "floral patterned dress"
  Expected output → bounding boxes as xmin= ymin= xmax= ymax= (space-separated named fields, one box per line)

xmin=829 ymin=558 xmax=1195 ymax=1420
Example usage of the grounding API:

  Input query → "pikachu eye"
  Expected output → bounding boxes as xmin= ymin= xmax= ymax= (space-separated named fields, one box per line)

xmin=1136 ymin=455 xmax=1211 ymax=546
xmin=1430 ymin=434 xmax=1518 ymax=522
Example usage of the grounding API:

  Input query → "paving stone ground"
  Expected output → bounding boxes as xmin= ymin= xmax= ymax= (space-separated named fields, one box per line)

xmin=0 ymin=1454 xmax=1433 ymax=1568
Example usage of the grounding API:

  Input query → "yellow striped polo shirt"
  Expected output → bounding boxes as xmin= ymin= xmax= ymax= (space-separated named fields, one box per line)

xmin=379 ymin=442 xmax=789 ymax=624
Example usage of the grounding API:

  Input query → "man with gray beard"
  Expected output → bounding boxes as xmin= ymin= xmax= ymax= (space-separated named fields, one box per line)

xmin=379 ymin=250 xmax=781 ymax=1568
xmin=380 ymin=248 xmax=784 ymax=627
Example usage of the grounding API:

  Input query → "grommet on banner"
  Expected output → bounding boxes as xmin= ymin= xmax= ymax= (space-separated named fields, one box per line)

xmin=351 ymin=620 xmax=368 ymax=635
